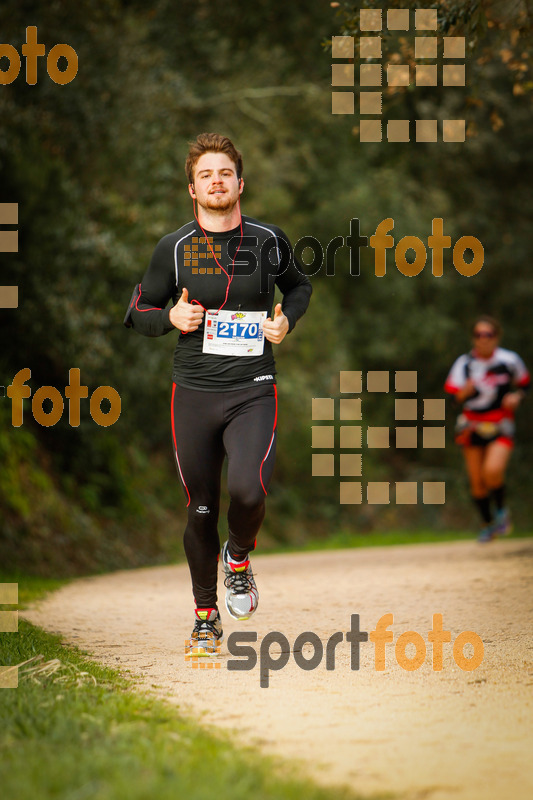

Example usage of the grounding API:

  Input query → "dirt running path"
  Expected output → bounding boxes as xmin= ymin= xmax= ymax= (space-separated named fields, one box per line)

xmin=25 ymin=539 xmax=533 ymax=800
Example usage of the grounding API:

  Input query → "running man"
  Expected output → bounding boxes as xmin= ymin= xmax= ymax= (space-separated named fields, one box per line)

xmin=445 ymin=316 xmax=529 ymax=542
xmin=125 ymin=133 xmax=311 ymax=654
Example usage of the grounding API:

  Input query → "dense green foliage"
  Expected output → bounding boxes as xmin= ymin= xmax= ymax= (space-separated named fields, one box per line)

xmin=0 ymin=0 xmax=531 ymax=573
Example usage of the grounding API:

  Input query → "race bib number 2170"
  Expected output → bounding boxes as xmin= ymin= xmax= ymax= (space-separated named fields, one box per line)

xmin=202 ymin=309 xmax=267 ymax=356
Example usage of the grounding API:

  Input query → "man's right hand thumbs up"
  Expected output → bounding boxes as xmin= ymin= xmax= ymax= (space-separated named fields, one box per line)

xmin=169 ymin=287 xmax=205 ymax=333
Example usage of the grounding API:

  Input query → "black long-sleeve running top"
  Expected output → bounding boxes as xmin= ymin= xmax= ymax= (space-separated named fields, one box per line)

xmin=127 ymin=215 xmax=312 ymax=391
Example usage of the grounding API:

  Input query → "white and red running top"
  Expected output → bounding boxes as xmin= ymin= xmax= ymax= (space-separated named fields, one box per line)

xmin=445 ymin=347 xmax=530 ymax=422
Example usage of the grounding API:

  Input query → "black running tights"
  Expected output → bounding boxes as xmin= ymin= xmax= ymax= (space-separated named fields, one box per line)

xmin=171 ymin=383 xmax=277 ymax=608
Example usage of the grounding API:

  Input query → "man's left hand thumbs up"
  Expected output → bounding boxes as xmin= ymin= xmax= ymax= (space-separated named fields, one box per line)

xmin=263 ymin=303 xmax=289 ymax=344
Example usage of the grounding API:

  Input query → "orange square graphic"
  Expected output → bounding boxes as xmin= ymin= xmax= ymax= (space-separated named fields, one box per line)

xmin=340 ymin=399 xmax=362 ymax=420
xmin=423 ymin=399 xmax=446 ymax=420
xmin=332 ymin=36 xmax=354 ymax=59
xmin=340 ymin=482 xmax=362 ymax=504
xmin=367 ymin=371 xmax=389 ymax=392
xmin=312 ymin=426 xmax=334 ymax=448
xmin=416 ymin=65 xmax=437 ymax=86
xmin=415 ymin=37 xmax=437 ymax=59
xmin=312 ymin=454 xmax=334 ymax=477
xmin=416 ymin=119 xmax=438 ymax=142
xmin=367 ymin=427 xmax=389 ymax=448
xmin=360 ymin=92 xmax=382 ymax=115
xmin=388 ymin=120 xmax=410 ymax=142
xmin=340 ymin=426 xmax=362 ymax=448
xmin=312 ymin=398 xmax=334 ymax=420
xmin=423 ymin=482 xmax=446 ymax=504
xmin=423 ymin=427 xmax=446 ymax=448
xmin=0 ymin=584 xmax=18 ymax=603
xmin=387 ymin=9 xmax=409 ymax=30
xmin=0 ymin=231 xmax=18 ymax=252
xmin=0 ymin=611 xmax=18 ymax=632
xmin=443 ymin=65 xmax=465 ymax=86
xmin=395 ymin=399 xmax=417 ymax=420
xmin=340 ymin=371 xmax=362 ymax=393
xmin=360 ymin=120 xmax=382 ymax=142
xmin=395 ymin=371 xmax=417 ymax=392
xmin=387 ymin=65 xmax=410 ymax=87
xmin=360 ymin=37 xmax=382 ymax=59
xmin=443 ymin=120 xmax=466 ymax=142
xmin=0 ymin=666 xmax=18 ymax=688
xmin=396 ymin=427 xmax=417 ymax=448
xmin=332 ymin=92 xmax=354 ymax=115
xmin=340 ymin=454 xmax=362 ymax=477
xmin=360 ymin=9 xmax=382 ymax=31
xmin=415 ymin=9 xmax=437 ymax=29
xmin=396 ymin=482 xmax=418 ymax=504
xmin=332 ymin=64 xmax=354 ymax=87
xmin=0 ymin=286 xmax=18 ymax=308
xmin=367 ymin=482 xmax=390 ymax=504
xmin=360 ymin=64 xmax=382 ymax=86
xmin=0 ymin=203 xmax=18 ymax=224
xmin=444 ymin=37 xmax=465 ymax=58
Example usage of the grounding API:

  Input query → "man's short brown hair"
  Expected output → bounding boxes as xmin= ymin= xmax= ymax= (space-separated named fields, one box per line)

xmin=185 ymin=133 xmax=243 ymax=185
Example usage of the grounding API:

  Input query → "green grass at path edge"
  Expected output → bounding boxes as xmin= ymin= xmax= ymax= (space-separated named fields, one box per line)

xmin=1 ymin=532 xmax=530 ymax=800
xmin=267 ymin=527 xmax=533 ymax=555
xmin=0 ymin=573 xmax=71 ymax=608
xmin=0 ymin=621 xmax=388 ymax=800
xmin=2 ymin=529 xmax=532 ymax=598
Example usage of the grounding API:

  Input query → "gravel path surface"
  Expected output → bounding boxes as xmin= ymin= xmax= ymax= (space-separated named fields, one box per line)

xmin=25 ymin=539 xmax=533 ymax=800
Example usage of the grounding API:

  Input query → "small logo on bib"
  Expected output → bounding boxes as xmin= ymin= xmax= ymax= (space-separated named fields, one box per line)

xmin=196 ymin=505 xmax=210 ymax=514
xmin=254 ymin=374 xmax=274 ymax=382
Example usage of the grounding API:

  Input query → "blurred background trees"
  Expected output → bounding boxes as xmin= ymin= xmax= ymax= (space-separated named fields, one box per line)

xmin=0 ymin=0 xmax=531 ymax=573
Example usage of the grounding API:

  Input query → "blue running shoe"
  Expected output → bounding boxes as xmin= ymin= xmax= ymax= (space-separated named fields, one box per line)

xmin=493 ymin=508 xmax=513 ymax=537
xmin=477 ymin=524 xmax=495 ymax=543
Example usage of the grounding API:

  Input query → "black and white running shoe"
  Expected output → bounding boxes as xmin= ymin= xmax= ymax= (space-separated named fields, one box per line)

xmin=221 ymin=541 xmax=259 ymax=621
xmin=187 ymin=608 xmax=223 ymax=656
